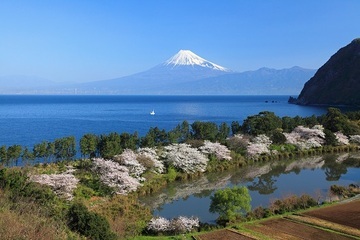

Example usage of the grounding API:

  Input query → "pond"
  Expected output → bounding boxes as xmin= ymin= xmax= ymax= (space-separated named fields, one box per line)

xmin=139 ymin=152 xmax=360 ymax=223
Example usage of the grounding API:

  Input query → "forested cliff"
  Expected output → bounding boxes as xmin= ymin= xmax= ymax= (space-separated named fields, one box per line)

xmin=293 ymin=39 xmax=360 ymax=106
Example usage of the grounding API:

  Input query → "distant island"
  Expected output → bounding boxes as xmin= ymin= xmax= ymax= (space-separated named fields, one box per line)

xmin=290 ymin=38 xmax=360 ymax=107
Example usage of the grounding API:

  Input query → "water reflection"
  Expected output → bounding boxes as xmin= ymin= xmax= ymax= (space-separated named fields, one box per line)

xmin=322 ymin=154 xmax=348 ymax=181
xmin=140 ymin=152 xmax=360 ymax=222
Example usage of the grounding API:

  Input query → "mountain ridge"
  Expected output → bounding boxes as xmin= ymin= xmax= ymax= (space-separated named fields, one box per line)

xmin=292 ymin=38 xmax=360 ymax=106
xmin=0 ymin=50 xmax=316 ymax=95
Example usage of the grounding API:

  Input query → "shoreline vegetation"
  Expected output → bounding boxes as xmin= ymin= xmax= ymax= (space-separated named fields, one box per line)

xmin=1 ymin=107 xmax=360 ymax=239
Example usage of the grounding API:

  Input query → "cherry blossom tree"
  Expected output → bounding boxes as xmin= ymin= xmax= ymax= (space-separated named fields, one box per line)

xmin=92 ymin=158 xmax=141 ymax=194
xmin=284 ymin=125 xmax=325 ymax=150
xmin=147 ymin=216 xmax=199 ymax=234
xmin=113 ymin=149 xmax=146 ymax=180
xmin=334 ymin=132 xmax=349 ymax=145
xmin=350 ymin=135 xmax=360 ymax=144
xmin=246 ymin=134 xmax=272 ymax=158
xmin=169 ymin=216 xmax=199 ymax=233
xmin=137 ymin=147 xmax=164 ymax=173
xmin=146 ymin=217 xmax=170 ymax=233
xmin=199 ymin=140 xmax=232 ymax=161
xmin=163 ymin=144 xmax=208 ymax=173
xmin=30 ymin=170 xmax=79 ymax=200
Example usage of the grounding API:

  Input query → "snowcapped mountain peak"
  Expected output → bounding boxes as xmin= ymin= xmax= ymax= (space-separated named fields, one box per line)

xmin=164 ymin=50 xmax=230 ymax=72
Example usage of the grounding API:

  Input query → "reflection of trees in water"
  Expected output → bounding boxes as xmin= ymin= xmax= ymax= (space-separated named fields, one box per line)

xmin=248 ymin=174 xmax=277 ymax=194
xmin=140 ymin=173 xmax=232 ymax=210
xmin=193 ymin=189 xmax=213 ymax=198
xmin=247 ymin=164 xmax=286 ymax=195
xmin=322 ymin=154 xmax=348 ymax=181
xmin=141 ymin=153 xmax=360 ymax=210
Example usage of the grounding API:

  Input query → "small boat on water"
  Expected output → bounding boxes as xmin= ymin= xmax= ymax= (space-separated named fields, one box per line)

xmin=150 ymin=110 xmax=155 ymax=115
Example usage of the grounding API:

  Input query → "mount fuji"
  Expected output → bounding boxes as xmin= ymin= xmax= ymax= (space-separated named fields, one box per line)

xmin=164 ymin=50 xmax=229 ymax=71
xmin=76 ymin=50 xmax=231 ymax=94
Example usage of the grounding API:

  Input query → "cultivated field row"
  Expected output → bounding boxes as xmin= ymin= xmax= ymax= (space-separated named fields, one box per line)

xmin=196 ymin=200 xmax=360 ymax=240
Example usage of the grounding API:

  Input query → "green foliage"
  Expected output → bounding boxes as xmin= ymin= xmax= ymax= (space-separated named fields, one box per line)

xmin=33 ymin=141 xmax=48 ymax=159
xmin=7 ymin=145 xmax=22 ymax=165
xmin=242 ymin=111 xmax=282 ymax=136
xmin=165 ymin=166 xmax=177 ymax=182
xmin=180 ymin=120 xmax=191 ymax=142
xmin=166 ymin=120 xmax=191 ymax=144
xmin=80 ymin=133 xmax=99 ymax=158
xmin=33 ymin=141 xmax=56 ymax=163
xmin=54 ymin=136 xmax=77 ymax=161
xmin=324 ymin=129 xmax=338 ymax=146
xmin=79 ymin=174 xmax=114 ymax=197
xmin=281 ymin=116 xmax=299 ymax=133
xmin=270 ymin=144 xmax=296 ymax=153
xmin=96 ymin=195 xmax=152 ymax=238
xmin=73 ymin=185 xmax=97 ymax=199
xmin=231 ymin=121 xmax=241 ymax=135
xmin=141 ymin=127 xmax=168 ymax=147
xmin=270 ymin=131 xmax=286 ymax=144
xmin=217 ymin=122 xmax=230 ymax=143
xmin=120 ymin=132 xmax=138 ymax=150
xmin=191 ymin=121 xmax=218 ymax=141
xmin=322 ymin=107 xmax=360 ymax=135
xmin=0 ymin=168 xmax=28 ymax=194
xmin=330 ymin=184 xmax=358 ymax=198
xmin=99 ymin=132 xmax=122 ymax=159
xmin=0 ymin=145 xmax=8 ymax=165
xmin=346 ymin=110 xmax=360 ymax=120
xmin=209 ymin=186 xmax=251 ymax=224
xmin=67 ymin=201 xmax=117 ymax=240
xmin=0 ymin=168 xmax=61 ymax=215
xmin=22 ymin=147 xmax=35 ymax=163
xmin=269 ymin=194 xmax=317 ymax=215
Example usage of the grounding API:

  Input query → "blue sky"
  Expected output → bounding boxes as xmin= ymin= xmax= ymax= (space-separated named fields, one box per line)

xmin=0 ymin=0 xmax=359 ymax=83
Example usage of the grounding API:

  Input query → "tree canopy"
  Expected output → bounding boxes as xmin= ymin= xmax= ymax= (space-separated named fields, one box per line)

xmin=209 ymin=186 xmax=251 ymax=224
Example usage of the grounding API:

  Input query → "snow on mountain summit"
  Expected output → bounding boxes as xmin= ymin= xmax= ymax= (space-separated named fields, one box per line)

xmin=164 ymin=50 xmax=230 ymax=72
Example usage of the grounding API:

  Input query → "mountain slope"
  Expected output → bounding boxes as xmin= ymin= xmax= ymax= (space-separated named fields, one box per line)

xmin=164 ymin=50 xmax=229 ymax=71
xmin=149 ymin=66 xmax=316 ymax=95
xmin=76 ymin=50 xmax=314 ymax=95
xmin=78 ymin=50 xmax=230 ymax=93
xmin=294 ymin=38 xmax=360 ymax=106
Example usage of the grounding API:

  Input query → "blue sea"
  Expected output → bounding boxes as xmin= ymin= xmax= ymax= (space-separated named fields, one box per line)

xmin=0 ymin=95 xmax=329 ymax=147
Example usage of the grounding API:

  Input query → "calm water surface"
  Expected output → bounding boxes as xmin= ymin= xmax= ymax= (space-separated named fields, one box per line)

xmin=140 ymin=153 xmax=360 ymax=223
xmin=0 ymin=95 xmax=327 ymax=147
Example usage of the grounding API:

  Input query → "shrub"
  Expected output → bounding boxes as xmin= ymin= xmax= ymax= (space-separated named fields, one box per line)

xmin=185 ymin=139 xmax=204 ymax=148
xmin=330 ymin=185 xmax=353 ymax=198
xmin=79 ymin=174 xmax=114 ymax=197
xmin=73 ymin=184 xmax=96 ymax=199
xmin=324 ymin=129 xmax=337 ymax=146
xmin=165 ymin=166 xmax=177 ymax=182
xmin=209 ymin=186 xmax=251 ymax=224
xmin=67 ymin=202 xmax=117 ymax=240
xmin=271 ymin=131 xmax=287 ymax=144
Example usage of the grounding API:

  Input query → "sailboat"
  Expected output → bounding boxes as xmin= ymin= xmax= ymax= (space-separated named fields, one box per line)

xmin=150 ymin=110 xmax=155 ymax=115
